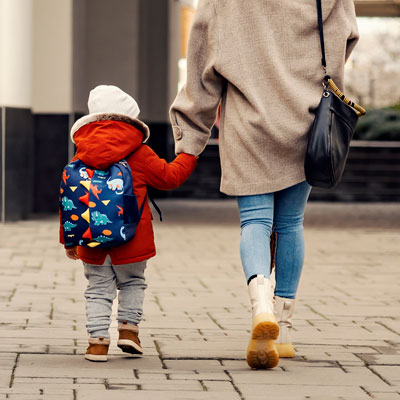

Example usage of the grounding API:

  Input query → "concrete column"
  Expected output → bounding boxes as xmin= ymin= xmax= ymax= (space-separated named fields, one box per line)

xmin=167 ymin=0 xmax=197 ymax=161
xmin=138 ymin=0 xmax=169 ymax=123
xmin=30 ymin=0 xmax=74 ymax=214
xmin=32 ymin=0 xmax=73 ymax=113
xmin=168 ymin=0 xmax=181 ymax=109
xmin=0 ymin=0 xmax=34 ymax=221
xmin=136 ymin=0 xmax=172 ymax=175
xmin=75 ymin=0 xmax=140 ymax=113
xmin=0 ymin=0 xmax=33 ymax=108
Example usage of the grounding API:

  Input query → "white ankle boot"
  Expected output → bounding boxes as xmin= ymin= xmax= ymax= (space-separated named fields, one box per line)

xmin=274 ymin=296 xmax=295 ymax=358
xmin=246 ymin=275 xmax=279 ymax=369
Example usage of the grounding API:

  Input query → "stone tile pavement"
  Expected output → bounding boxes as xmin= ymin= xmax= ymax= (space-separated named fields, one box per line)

xmin=0 ymin=200 xmax=399 ymax=400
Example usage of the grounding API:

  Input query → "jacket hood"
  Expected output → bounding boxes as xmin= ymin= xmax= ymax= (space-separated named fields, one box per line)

xmin=70 ymin=113 xmax=150 ymax=144
xmin=73 ymin=119 xmax=144 ymax=170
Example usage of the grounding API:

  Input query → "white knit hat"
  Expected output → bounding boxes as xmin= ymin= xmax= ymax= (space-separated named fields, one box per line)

xmin=70 ymin=85 xmax=149 ymax=143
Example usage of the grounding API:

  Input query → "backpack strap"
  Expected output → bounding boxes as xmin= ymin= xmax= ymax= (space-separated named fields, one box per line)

xmin=122 ymin=152 xmax=163 ymax=222
xmin=138 ymin=192 xmax=147 ymax=218
xmin=138 ymin=192 xmax=162 ymax=222
xmin=148 ymin=193 xmax=163 ymax=222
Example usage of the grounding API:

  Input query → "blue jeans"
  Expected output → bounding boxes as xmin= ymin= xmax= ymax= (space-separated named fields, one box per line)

xmin=83 ymin=256 xmax=147 ymax=338
xmin=237 ymin=181 xmax=311 ymax=299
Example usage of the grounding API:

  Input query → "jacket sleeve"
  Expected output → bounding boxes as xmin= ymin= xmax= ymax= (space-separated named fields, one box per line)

xmin=343 ymin=0 xmax=359 ymax=62
xmin=169 ymin=0 xmax=224 ymax=157
xmin=136 ymin=146 xmax=197 ymax=190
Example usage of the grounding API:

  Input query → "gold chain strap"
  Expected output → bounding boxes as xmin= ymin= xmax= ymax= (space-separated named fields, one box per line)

xmin=326 ymin=78 xmax=366 ymax=117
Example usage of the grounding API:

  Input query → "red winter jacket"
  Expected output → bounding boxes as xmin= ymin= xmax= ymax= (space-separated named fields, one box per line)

xmin=59 ymin=119 xmax=197 ymax=265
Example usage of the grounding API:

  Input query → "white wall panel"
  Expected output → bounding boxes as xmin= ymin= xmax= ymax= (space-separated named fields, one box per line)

xmin=0 ymin=0 xmax=33 ymax=108
xmin=32 ymin=0 xmax=73 ymax=113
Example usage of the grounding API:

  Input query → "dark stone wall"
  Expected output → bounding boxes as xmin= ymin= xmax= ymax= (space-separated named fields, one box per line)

xmin=169 ymin=143 xmax=228 ymax=199
xmin=33 ymin=114 xmax=70 ymax=213
xmin=2 ymin=108 xmax=34 ymax=221
xmin=157 ymin=141 xmax=400 ymax=202
xmin=310 ymin=144 xmax=400 ymax=202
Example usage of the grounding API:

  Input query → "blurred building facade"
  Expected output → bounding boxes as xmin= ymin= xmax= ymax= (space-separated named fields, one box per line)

xmin=0 ymin=0 xmax=398 ymax=221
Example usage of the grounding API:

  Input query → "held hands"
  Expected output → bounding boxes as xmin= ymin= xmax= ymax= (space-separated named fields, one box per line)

xmin=65 ymin=246 xmax=79 ymax=260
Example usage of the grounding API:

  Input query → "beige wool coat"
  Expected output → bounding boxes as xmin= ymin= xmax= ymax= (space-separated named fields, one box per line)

xmin=170 ymin=0 xmax=359 ymax=195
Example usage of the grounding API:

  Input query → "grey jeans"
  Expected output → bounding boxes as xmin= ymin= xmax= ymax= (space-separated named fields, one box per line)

xmin=83 ymin=255 xmax=147 ymax=338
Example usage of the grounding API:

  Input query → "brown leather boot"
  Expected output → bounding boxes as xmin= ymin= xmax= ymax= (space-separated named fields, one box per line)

xmin=117 ymin=321 xmax=143 ymax=355
xmin=85 ymin=337 xmax=110 ymax=362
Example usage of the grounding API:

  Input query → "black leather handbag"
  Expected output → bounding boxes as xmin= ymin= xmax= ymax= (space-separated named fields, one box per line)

xmin=304 ymin=0 xmax=366 ymax=189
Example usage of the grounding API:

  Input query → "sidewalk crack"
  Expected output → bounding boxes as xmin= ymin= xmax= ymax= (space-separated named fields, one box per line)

xmin=355 ymin=354 xmax=393 ymax=387
xmin=375 ymin=321 xmax=400 ymax=336
xmin=360 ymin=386 xmax=373 ymax=398
xmin=153 ymin=340 xmax=167 ymax=369
xmin=8 ymin=288 xmax=16 ymax=302
xmin=206 ymin=312 xmax=225 ymax=330
xmin=8 ymin=353 xmax=19 ymax=388
xmin=224 ymin=370 xmax=245 ymax=400
xmin=304 ymin=304 xmax=330 ymax=321
xmin=154 ymin=296 xmax=164 ymax=312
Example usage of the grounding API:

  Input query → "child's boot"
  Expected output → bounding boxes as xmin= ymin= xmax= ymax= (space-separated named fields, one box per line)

xmin=274 ymin=296 xmax=296 ymax=358
xmin=247 ymin=275 xmax=279 ymax=369
xmin=117 ymin=321 xmax=143 ymax=355
xmin=85 ymin=336 xmax=110 ymax=362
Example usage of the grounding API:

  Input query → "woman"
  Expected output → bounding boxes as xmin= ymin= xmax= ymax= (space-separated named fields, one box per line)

xmin=170 ymin=0 xmax=359 ymax=369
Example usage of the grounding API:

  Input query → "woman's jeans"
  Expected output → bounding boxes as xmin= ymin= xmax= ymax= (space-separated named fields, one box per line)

xmin=83 ymin=256 xmax=147 ymax=338
xmin=237 ymin=181 xmax=311 ymax=299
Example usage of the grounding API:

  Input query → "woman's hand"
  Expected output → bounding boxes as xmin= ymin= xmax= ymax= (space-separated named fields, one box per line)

xmin=65 ymin=247 xmax=79 ymax=260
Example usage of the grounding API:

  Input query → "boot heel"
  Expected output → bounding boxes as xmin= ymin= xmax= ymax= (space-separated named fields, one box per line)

xmin=247 ymin=338 xmax=279 ymax=369
xmin=252 ymin=313 xmax=279 ymax=340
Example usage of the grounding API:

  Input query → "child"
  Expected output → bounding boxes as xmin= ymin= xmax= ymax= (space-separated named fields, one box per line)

xmin=60 ymin=85 xmax=197 ymax=361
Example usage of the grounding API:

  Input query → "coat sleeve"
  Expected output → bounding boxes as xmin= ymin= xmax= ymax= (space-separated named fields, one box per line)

xmin=343 ymin=0 xmax=359 ymax=62
xmin=135 ymin=146 xmax=197 ymax=190
xmin=169 ymin=0 xmax=224 ymax=157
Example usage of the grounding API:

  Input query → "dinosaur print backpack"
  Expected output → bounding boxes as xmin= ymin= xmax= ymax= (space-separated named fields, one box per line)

xmin=59 ymin=159 xmax=145 ymax=248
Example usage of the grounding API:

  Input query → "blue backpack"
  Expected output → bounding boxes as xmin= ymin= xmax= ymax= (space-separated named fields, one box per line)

xmin=59 ymin=159 xmax=145 ymax=248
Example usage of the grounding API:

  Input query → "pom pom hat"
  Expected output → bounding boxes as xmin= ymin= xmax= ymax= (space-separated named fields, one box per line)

xmin=70 ymin=85 xmax=150 ymax=143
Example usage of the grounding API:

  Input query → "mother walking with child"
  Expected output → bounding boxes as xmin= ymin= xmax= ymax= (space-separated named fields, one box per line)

xmin=170 ymin=0 xmax=359 ymax=369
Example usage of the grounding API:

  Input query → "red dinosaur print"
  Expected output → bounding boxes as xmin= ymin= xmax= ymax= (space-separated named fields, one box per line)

xmin=62 ymin=170 xmax=70 ymax=185
xmin=90 ymin=184 xmax=102 ymax=200
xmin=116 ymin=205 xmax=123 ymax=216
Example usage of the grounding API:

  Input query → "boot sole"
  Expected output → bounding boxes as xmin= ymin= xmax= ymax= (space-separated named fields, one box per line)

xmin=84 ymin=354 xmax=107 ymax=362
xmin=247 ymin=313 xmax=279 ymax=369
xmin=117 ymin=339 xmax=143 ymax=355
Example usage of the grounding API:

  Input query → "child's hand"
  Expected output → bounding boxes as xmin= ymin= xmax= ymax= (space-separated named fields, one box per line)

xmin=65 ymin=247 xmax=79 ymax=260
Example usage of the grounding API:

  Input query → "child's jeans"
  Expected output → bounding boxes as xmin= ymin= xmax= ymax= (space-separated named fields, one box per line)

xmin=237 ymin=181 xmax=311 ymax=299
xmin=83 ymin=255 xmax=147 ymax=338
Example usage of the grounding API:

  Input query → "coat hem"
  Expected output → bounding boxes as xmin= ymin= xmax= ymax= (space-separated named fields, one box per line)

xmin=220 ymin=171 xmax=307 ymax=196
xmin=78 ymin=251 xmax=156 ymax=266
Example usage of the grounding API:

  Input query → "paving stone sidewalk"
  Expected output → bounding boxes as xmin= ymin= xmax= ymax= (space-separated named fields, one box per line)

xmin=0 ymin=200 xmax=399 ymax=400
